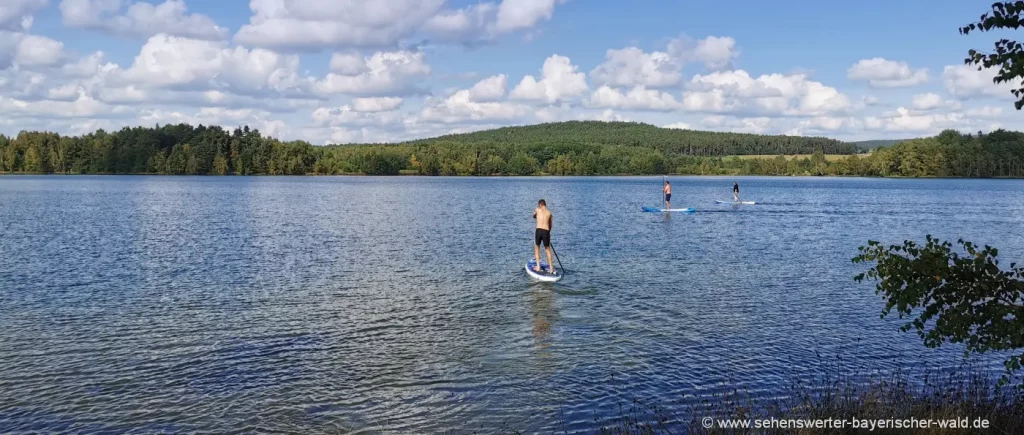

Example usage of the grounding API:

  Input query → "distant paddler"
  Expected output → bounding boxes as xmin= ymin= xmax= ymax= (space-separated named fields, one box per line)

xmin=663 ymin=181 xmax=672 ymax=210
xmin=532 ymin=199 xmax=555 ymax=273
xmin=733 ymin=182 xmax=740 ymax=202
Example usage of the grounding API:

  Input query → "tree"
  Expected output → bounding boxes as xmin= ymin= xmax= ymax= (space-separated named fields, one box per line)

xmin=960 ymin=2 xmax=1024 ymax=109
xmin=853 ymin=236 xmax=1024 ymax=386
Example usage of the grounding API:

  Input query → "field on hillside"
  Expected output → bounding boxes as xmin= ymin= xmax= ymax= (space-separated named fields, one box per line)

xmin=731 ymin=153 xmax=873 ymax=161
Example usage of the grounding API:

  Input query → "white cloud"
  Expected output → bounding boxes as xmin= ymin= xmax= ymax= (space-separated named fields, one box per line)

xmin=566 ymin=109 xmax=632 ymax=123
xmin=663 ymin=122 xmax=692 ymax=130
xmin=420 ymin=77 xmax=530 ymax=124
xmin=3 ymin=32 xmax=66 ymax=68
xmin=234 ymin=0 xmax=446 ymax=50
xmin=115 ymin=34 xmax=316 ymax=98
xmin=60 ymin=0 xmax=227 ymax=40
xmin=871 ymin=107 xmax=963 ymax=132
xmin=965 ymin=106 xmax=1003 ymax=118
xmin=351 ymin=97 xmax=403 ymax=112
xmin=589 ymin=47 xmax=681 ymax=88
xmin=317 ymin=50 xmax=431 ymax=96
xmin=468 ymin=74 xmax=507 ymax=101
xmin=1 ymin=91 xmax=131 ymax=119
xmin=699 ymin=115 xmax=774 ymax=134
xmin=312 ymin=104 xmax=403 ymax=127
xmin=136 ymin=107 xmax=288 ymax=137
xmin=423 ymin=3 xmax=497 ymax=43
xmin=588 ymin=36 xmax=739 ymax=89
xmin=669 ymin=36 xmax=739 ymax=71
xmin=495 ymin=0 xmax=565 ymax=33
xmin=0 ymin=0 xmax=47 ymax=31
xmin=683 ymin=70 xmax=851 ymax=117
xmin=942 ymin=64 xmax=1020 ymax=100
xmin=510 ymin=54 xmax=588 ymax=104
xmin=847 ymin=58 xmax=928 ymax=88
xmin=587 ymin=85 xmax=682 ymax=111
xmin=911 ymin=92 xmax=961 ymax=111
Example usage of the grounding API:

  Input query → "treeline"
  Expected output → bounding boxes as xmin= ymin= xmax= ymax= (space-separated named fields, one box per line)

xmin=1 ymin=122 xmax=1023 ymax=177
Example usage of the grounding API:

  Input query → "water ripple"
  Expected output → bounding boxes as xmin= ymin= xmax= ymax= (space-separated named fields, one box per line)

xmin=0 ymin=175 xmax=1021 ymax=433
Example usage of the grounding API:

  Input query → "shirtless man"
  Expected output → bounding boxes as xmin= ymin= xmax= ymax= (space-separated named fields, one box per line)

xmin=663 ymin=181 xmax=672 ymax=209
xmin=532 ymin=199 xmax=555 ymax=273
xmin=733 ymin=182 xmax=740 ymax=202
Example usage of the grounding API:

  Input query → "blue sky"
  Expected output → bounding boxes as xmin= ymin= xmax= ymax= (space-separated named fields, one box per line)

xmin=0 ymin=0 xmax=1019 ymax=143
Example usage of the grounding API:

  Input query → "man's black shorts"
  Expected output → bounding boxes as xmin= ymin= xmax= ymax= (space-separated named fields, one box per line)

xmin=535 ymin=228 xmax=551 ymax=247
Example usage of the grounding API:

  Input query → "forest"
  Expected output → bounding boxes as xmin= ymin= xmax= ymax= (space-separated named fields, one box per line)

xmin=1 ymin=121 xmax=1023 ymax=177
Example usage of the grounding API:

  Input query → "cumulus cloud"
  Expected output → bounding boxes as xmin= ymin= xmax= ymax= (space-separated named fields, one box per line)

xmin=911 ymin=92 xmax=961 ymax=111
xmin=312 ymin=104 xmax=404 ymax=127
xmin=589 ymin=47 xmax=682 ymax=88
xmin=350 ymin=97 xmax=404 ymax=112
xmin=234 ymin=0 xmax=447 ymax=50
xmin=669 ymin=36 xmax=739 ymax=71
xmin=317 ymin=50 xmax=431 ymax=96
xmin=0 ymin=32 xmax=67 ymax=68
xmin=59 ymin=0 xmax=227 ymax=40
xmin=0 ymin=0 xmax=47 ymax=31
xmin=114 ymin=34 xmax=316 ymax=99
xmin=494 ymin=0 xmax=565 ymax=33
xmin=587 ymin=85 xmax=682 ymax=111
xmin=588 ymin=36 xmax=739 ymax=89
xmin=942 ymin=64 xmax=1020 ymax=100
xmin=468 ymin=74 xmax=508 ymax=101
xmin=420 ymin=75 xmax=530 ymax=124
xmin=847 ymin=58 xmax=928 ymax=88
xmin=423 ymin=3 xmax=498 ymax=43
xmin=7 ymin=5 xmax=1019 ymax=146
xmin=1 ymin=92 xmax=132 ymax=119
xmin=682 ymin=70 xmax=851 ymax=117
xmin=663 ymin=122 xmax=692 ymax=130
xmin=699 ymin=115 xmax=774 ymax=134
xmin=510 ymin=55 xmax=588 ymax=104
xmin=423 ymin=0 xmax=566 ymax=44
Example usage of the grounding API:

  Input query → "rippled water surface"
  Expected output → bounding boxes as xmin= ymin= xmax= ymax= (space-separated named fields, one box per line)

xmin=2 ymin=175 xmax=1024 ymax=433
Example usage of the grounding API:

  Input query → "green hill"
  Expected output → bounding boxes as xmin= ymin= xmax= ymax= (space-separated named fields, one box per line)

xmin=2 ymin=121 xmax=1022 ymax=178
xmin=402 ymin=121 xmax=857 ymax=156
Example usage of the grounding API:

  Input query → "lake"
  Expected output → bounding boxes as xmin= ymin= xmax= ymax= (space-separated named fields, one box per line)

xmin=1 ymin=175 xmax=1022 ymax=433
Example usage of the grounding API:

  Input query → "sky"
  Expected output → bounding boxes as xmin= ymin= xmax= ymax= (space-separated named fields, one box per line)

xmin=0 ymin=0 xmax=1020 ymax=144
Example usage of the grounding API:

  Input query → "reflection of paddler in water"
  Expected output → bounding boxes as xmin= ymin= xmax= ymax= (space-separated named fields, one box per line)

xmin=529 ymin=288 xmax=557 ymax=348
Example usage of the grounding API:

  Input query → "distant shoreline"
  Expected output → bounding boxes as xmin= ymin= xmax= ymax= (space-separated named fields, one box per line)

xmin=3 ymin=172 xmax=1023 ymax=180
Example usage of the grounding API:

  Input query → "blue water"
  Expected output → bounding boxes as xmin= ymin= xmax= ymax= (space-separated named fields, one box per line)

xmin=1 ymin=175 xmax=1022 ymax=433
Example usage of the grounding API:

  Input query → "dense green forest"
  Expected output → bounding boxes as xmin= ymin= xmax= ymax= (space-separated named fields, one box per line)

xmin=850 ymin=139 xmax=912 ymax=151
xmin=0 ymin=121 xmax=1022 ymax=177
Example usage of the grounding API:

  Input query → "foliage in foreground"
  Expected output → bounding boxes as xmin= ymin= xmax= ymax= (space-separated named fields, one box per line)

xmin=853 ymin=236 xmax=1024 ymax=387
xmin=1 ymin=122 xmax=1024 ymax=177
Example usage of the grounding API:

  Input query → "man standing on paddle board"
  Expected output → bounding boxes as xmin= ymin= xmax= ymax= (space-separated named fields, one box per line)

xmin=663 ymin=181 xmax=672 ymax=210
xmin=532 ymin=199 xmax=555 ymax=273
xmin=733 ymin=182 xmax=740 ymax=202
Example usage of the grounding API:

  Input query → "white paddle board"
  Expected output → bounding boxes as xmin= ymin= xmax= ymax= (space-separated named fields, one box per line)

xmin=525 ymin=259 xmax=563 ymax=282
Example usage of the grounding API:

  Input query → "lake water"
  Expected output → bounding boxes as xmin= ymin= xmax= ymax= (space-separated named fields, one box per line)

xmin=1 ymin=175 xmax=1023 ymax=433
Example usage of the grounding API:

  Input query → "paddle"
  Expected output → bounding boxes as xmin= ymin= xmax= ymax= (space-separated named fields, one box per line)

xmin=550 ymin=242 xmax=567 ymax=275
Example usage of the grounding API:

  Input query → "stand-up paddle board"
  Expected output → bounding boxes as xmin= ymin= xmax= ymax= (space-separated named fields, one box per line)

xmin=715 ymin=200 xmax=756 ymax=205
xmin=525 ymin=259 xmax=563 ymax=282
xmin=642 ymin=206 xmax=695 ymax=213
